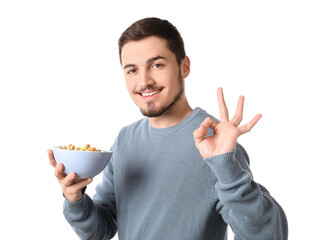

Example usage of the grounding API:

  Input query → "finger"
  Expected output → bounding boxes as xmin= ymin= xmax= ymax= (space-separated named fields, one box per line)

xmin=231 ymin=96 xmax=244 ymax=126
xmin=54 ymin=163 xmax=66 ymax=180
xmin=62 ymin=172 xmax=77 ymax=188
xmin=48 ymin=149 xmax=57 ymax=168
xmin=239 ymin=114 xmax=262 ymax=135
xmin=193 ymin=117 xmax=218 ymax=143
xmin=217 ymin=87 xmax=229 ymax=122
xmin=193 ymin=118 xmax=210 ymax=144
xmin=69 ymin=178 xmax=93 ymax=191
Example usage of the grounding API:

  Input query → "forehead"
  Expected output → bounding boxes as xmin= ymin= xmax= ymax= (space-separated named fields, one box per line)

xmin=121 ymin=36 xmax=175 ymax=66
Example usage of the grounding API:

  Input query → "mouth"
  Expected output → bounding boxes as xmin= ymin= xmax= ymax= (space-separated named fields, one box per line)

xmin=141 ymin=90 xmax=160 ymax=97
xmin=137 ymin=88 xmax=163 ymax=97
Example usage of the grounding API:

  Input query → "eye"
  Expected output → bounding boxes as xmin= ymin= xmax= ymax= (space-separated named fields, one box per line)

xmin=151 ymin=63 xmax=163 ymax=70
xmin=127 ymin=68 xmax=136 ymax=74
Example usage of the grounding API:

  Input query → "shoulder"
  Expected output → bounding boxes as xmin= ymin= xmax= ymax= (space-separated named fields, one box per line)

xmin=197 ymin=108 xmax=219 ymax=122
xmin=111 ymin=118 xmax=147 ymax=151
xmin=191 ymin=107 xmax=220 ymax=126
xmin=118 ymin=118 xmax=147 ymax=137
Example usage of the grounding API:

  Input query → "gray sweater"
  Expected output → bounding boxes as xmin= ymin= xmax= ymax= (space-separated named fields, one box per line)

xmin=63 ymin=107 xmax=288 ymax=240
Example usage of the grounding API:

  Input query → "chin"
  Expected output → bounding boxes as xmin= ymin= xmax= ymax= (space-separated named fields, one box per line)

xmin=139 ymin=103 xmax=166 ymax=118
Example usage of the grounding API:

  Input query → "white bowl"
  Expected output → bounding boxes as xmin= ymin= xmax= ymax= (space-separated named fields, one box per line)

xmin=53 ymin=148 xmax=112 ymax=178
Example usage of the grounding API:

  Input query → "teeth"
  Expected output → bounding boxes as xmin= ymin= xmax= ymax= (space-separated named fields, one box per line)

xmin=142 ymin=90 xmax=159 ymax=97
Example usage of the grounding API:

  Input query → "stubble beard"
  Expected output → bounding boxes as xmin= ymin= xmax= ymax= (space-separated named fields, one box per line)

xmin=139 ymin=72 xmax=184 ymax=118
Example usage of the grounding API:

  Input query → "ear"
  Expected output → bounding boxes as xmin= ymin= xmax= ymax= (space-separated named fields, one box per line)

xmin=180 ymin=56 xmax=190 ymax=79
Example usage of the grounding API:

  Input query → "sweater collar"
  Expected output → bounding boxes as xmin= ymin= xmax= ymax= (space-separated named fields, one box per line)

xmin=147 ymin=107 xmax=202 ymax=135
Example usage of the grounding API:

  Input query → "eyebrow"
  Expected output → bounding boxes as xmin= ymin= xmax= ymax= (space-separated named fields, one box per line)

xmin=123 ymin=63 xmax=135 ymax=70
xmin=123 ymin=55 xmax=166 ymax=70
xmin=147 ymin=55 xmax=166 ymax=64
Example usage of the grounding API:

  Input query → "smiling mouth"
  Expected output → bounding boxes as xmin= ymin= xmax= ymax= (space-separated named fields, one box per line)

xmin=141 ymin=90 xmax=160 ymax=97
xmin=138 ymin=88 xmax=163 ymax=97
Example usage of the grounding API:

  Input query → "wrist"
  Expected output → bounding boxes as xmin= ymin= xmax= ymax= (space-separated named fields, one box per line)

xmin=63 ymin=186 xmax=87 ymax=202
xmin=214 ymin=143 xmax=237 ymax=156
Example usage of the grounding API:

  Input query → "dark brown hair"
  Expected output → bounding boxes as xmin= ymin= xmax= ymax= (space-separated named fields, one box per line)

xmin=118 ymin=17 xmax=186 ymax=65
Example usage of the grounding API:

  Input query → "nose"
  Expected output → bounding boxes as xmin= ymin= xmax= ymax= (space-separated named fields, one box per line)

xmin=138 ymin=69 xmax=155 ymax=90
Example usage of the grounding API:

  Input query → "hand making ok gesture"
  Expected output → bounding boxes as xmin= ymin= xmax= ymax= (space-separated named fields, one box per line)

xmin=193 ymin=87 xmax=262 ymax=159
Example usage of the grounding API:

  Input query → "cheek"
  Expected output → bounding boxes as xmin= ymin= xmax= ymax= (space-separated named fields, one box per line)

xmin=125 ymin=78 xmax=135 ymax=94
xmin=156 ymin=69 xmax=178 ymax=86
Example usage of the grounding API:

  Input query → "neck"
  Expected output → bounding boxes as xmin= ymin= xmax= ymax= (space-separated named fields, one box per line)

xmin=148 ymin=96 xmax=192 ymax=129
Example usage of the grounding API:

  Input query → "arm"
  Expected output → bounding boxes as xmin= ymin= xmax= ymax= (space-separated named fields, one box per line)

xmin=193 ymin=88 xmax=288 ymax=239
xmin=204 ymin=144 xmax=288 ymax=239
xmin=48 ymin=150 xmax=117 ymax=240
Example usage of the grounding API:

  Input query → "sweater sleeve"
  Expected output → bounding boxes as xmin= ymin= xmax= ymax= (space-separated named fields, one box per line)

xmin=204 ymin=143 xmax=288 ymax=240
xmin=63 ymin=154 xmax=117 ymax=240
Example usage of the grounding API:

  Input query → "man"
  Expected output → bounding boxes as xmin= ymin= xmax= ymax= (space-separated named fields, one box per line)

xmin=48 ymin=17 xmax=288 ymax=239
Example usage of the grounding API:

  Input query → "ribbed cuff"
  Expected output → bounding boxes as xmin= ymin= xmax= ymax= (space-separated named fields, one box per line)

xmin=204 ymin=150 xmax=247 ymax=183
xmin=63 ymin=188 xmax=87 ymax=213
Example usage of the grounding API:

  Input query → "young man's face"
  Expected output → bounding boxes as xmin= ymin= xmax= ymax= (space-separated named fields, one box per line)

xmin=121 ymin=36 xmax=188 ymax=117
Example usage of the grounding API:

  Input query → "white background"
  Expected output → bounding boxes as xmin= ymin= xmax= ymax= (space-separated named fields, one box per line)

xmin=1 ymin=1 xmax=332 ymax=239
